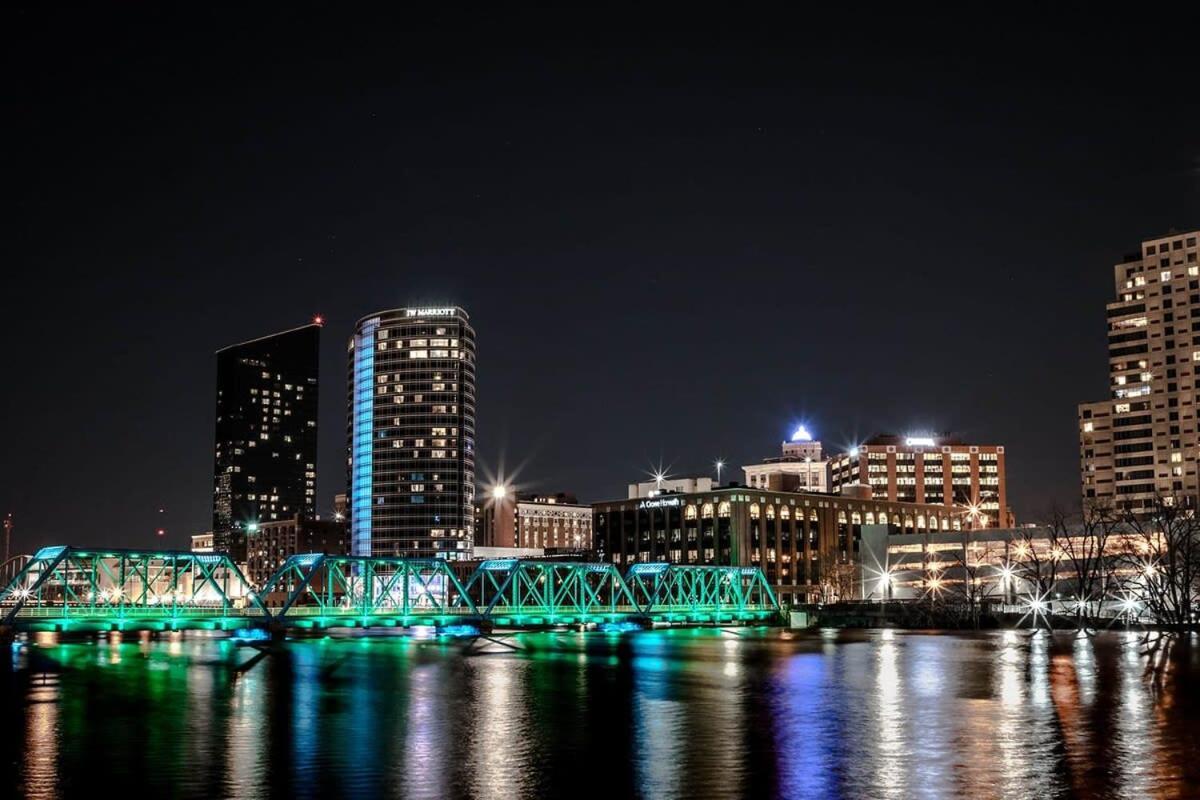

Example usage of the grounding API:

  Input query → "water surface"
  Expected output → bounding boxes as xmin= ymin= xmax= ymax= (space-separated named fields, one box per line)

xmin=4 ymin=628 xmax=1199 ymax=799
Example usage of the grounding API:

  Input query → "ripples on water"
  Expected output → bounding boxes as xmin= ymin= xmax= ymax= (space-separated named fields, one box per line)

xmin=4 ymin=629 xmax=1199 ymax=799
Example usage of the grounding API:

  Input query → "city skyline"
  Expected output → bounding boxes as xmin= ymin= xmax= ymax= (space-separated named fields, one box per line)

xmin=6 ymin=7 xmax=1200 ymax=552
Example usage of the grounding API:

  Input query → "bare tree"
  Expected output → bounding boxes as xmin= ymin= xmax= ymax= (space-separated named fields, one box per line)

xmin=1010 ymin=525 xmax=1059 ymax=628
xmin=817 ymin=552 xmax=857 ymax=603
xmin=1112 ymin=494 xmax=1200 ymax=632
xmin=944 ymin=533 xmax=998 ymax=629
xmin=1050 ymin=502 xmax=1119 ymax=631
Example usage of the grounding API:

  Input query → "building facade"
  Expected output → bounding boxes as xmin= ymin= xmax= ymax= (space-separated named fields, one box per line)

xmin=244 ymin=514 xmax=349 ymax=587
xmin=829 ymin=434 xmax=1009 ymax=528
xmin=347 ymin=306 xmax=476 ymax=559
xmin=212 ymin=322 xmax=320 ymax=559
xmin=743 ymin=426 xmax=830 ymax=492
xmin=593 ymin=487 xmax=956 ymax=604
xmin=859 ymin=524 xmax=1147 ymax=609
xmin=627 ymin=476 xmax=713 ymax=499
xmin=190 ymin=532 xmax=214 ymax=553
xmin=1080 ymin=230 xmax=1200 ymax=513
xmin=475 ymin=491 xmax=593 ymax=551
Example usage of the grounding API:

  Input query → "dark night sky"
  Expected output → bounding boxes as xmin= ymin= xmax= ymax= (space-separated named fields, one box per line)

xmin=4 ymin=5 xmax=1199 ymax=551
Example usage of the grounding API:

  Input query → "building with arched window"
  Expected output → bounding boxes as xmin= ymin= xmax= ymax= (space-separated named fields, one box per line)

xmin=591 ymin=486 xmax=950 ymax=604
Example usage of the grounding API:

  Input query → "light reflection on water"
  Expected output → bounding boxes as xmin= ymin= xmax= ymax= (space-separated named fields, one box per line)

xmin=4 ymin=629 xmax=1200 ymax=799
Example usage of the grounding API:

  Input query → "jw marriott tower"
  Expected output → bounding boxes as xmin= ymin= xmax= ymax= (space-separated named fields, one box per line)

xmin=348 ymin=306 xmax=476 ymax=559
xmin=212 ymin=322 xmax=321 ymax=557
xmin=1079 ymin=229 xmax=1200 ymax=513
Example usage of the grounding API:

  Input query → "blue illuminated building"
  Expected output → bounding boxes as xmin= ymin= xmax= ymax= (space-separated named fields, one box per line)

xmin=347 ymin=306 xmax=476 ymax=559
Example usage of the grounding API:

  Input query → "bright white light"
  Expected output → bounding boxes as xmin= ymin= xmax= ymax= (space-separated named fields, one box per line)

xmin=905 ymin=436 xmax=936 ymax=447
xmin=491 ymin=485 xmax=508 ymax=500
xmin=849 ymin=446 xmax=860 ymax=458
xmin=791 ymin=425 xmax=813 ymax=442
xmin=1029 ymin=598 xmax=1046 ymax=612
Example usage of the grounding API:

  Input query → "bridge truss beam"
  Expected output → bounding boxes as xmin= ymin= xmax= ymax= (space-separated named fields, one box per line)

xmin=625 ymin=563 xmax=780 ymax=622
xmin=0 ymin=545 xmax=264 ymax=630
xmin=463 ymin=560 xmax=641 ymax=625
xmin=257 ymin=554 xmax=478 ymax=627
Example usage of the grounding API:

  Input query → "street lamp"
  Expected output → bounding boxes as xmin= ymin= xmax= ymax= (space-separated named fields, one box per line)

xmin=492 ymin=485 xmax=508 ymax=501
xmin=714 ymin=459 xmax=725 ymax=484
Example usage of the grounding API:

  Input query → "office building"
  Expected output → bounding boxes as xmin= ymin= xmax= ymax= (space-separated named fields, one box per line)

xmin=245 ymin=514 xmax=349 ymax=587
xmin=347 ymin=306 xmax=476 ymax=559
xmin=212 ymin=322 xmax=320 ymax=559
xmin=475 ymin=490 xmax=592 ymax=551
xmin=1079 ymin=230 xmax=1200 ymax=513
xmin=593 ymin=485 xmax=954 ymax=603
xmin=829 ymin=434 xmax=1010 ymax=528
xmin=190 ymin=532 xmax=214 ymax=553
xmin=743 ymin=425 xmax=830 ymax=492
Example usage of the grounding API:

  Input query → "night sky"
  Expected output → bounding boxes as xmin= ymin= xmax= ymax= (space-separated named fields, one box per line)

xmin=6 ymin=5 xmax=1199 ymax=551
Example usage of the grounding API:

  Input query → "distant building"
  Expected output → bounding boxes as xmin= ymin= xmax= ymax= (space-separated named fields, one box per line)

xmin=347 ymin=306 xmax=476 ymax=559
xmin=593 ymin=486 xmax=956 ymax=604
xmin=859 ymin=524 xmax=1144 ymax=606
xmin=333 ymin=492 xmax=348 ymax=521
xmin=212 ymin=322 xmax=321 ymax=560
xmin=244 ymin=514 xmax=349 ymax=587
xmin=190 ymin=532 xmax=214 ymax=553
xmin=743 ymin=425 xmax=830 ymax=493
xmin=627 ymin=476 xmax=713 ymax=499
xmin=1079 ymin=230 xmax=1200 ymax=514
xmin=475 ymin=490 xmax=593 ymax=551
xmin=829 ymin=434 xmax=1011 ymax=529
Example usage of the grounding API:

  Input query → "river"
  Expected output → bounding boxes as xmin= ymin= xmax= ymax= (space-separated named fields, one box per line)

xmin=4 ymin=628 xmax=1199 ymax=799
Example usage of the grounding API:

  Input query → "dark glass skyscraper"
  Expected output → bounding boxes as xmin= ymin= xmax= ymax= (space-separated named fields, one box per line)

xmin=213 ymin=322 xmax=321 ymax=558
xmin=348 ymin=306 xmax=476 ymax=559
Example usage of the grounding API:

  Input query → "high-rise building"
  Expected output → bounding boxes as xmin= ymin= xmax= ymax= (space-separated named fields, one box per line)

xmin=1079 ymin=230 xmax=1200 ymax=513
xmin=212 ymin=322 xmax=320 ymax=558
xmin=347 ymin=306 xmax=476 ymax=559
xmin=829 ymin=434 xmax=1011 ymax=529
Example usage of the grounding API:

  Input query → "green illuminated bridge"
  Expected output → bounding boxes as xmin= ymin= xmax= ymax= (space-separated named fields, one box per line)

xmin=0 ymin=546 xmax=779 ymax=636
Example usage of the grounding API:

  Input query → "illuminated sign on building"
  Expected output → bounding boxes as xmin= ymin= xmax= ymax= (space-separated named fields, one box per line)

xmin=905 ymin=436 xmax=937 ymax=447
xmin=638 ymin=498 xmax=682 ymax=509
xmin=404 ymin=307 xmax=457 ymax=318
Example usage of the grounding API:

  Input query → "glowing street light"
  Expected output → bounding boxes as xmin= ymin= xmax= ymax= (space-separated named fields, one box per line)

xmin=714 ymin=459 xmax=725 ymax=484
xmin=492 ymin=485 xmax=508 ymax=501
